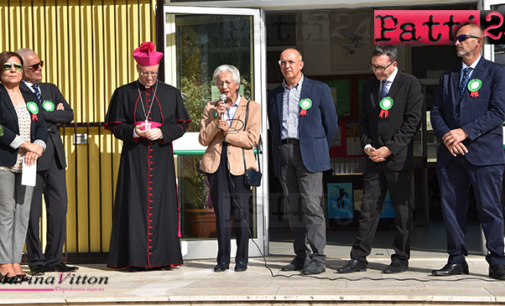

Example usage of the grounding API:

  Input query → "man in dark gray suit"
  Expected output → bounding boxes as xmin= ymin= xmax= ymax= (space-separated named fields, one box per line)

xmin=16 ymin=48 xmax=77 ymax=275
xmin=337 ymin=45 xmax=423 ymax=274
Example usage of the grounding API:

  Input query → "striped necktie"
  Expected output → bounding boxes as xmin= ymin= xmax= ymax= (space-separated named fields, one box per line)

xmin=459 ymin=67 xmax=473 ymax=101
xmin=32 ymin=83 xmax=43 ymax=106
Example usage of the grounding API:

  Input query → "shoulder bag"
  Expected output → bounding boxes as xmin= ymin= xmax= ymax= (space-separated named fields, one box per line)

xmin=242 ymin=101 xmax=262 ymax=187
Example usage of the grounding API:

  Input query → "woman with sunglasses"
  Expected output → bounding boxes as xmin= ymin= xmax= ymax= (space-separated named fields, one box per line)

xmin=0 ymin=51 xmax=47 ymax=283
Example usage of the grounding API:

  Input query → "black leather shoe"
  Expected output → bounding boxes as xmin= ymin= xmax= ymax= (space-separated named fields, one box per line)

xmin=383 ymin=259 xmax=408 ymax=274
xmin=302 ymin=260 xmax=326 ymax=275
xmin=213 ymin=263 xmax=229 ymax=272
xmin=489 ymin=264 xmax=505 ymax=280
xmin=30 ymin=265 xmax=47 ymax=276
xmin=47 ymin=263 xmax=79 ymax=273
xmin=336 ymin=259 xmax=367 ymax=273
xmin=235 ymin=261 xmax=247 ymax=272
xmin=432 ymin=261 xmax=469 ymax=276
xmin=281 ymin=257 xmax=310 ymax=271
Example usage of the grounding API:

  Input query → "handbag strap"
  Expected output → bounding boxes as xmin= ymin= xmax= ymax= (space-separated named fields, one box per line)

xmin=242 ymin=101 xmax=261 ymax=173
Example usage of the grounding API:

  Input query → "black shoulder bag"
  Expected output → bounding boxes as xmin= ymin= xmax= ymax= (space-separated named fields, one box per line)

xmin=242 ymin=101 xmax=262 ymax=187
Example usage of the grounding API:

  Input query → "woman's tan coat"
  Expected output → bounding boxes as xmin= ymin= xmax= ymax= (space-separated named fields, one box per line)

xmin=199 ymin=96 xmax=260 ymax=175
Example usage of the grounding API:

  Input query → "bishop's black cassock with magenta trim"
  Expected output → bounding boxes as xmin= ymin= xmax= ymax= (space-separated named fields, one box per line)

xmin=105 ymin=80 xmax=190 ymax=269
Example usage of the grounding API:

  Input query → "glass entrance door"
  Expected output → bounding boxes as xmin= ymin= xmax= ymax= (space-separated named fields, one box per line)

xmin=163 ymin=6 xmax=268 ymax=259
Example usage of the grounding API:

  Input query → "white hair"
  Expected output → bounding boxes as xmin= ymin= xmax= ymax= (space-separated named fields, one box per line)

xmin=213 ymin=65 xmax=240 ymax=86
xmin=15 ymin=48 xmax=37 ymax=61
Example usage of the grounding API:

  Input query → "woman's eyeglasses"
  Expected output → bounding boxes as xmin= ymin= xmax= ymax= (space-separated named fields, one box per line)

xmin=26 ymin=61 xmax=44 ymax=70
xmin=2 ymin=63 xmax=23 ymax=72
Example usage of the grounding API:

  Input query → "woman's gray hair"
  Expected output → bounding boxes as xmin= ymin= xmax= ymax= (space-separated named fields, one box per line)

xmin=213 ymin=65 xmax=240 ymax=86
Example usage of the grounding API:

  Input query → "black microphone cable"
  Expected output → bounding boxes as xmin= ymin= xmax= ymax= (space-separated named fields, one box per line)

xmin=219 ymin=129 xmax=497 ymax=283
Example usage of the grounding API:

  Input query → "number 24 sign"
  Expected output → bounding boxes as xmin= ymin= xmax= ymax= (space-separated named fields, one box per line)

xmin=374 ymin=10 xmax=505 ymax=44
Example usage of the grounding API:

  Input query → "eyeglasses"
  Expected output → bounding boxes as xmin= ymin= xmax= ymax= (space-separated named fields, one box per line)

xmin=217 ymin=81 xmax=235 ymax=87
xmin=139 ymin=71 xmax=158 ymax=77
xmin=26 ymin=61 xmax=44 ymax=70
xmin=454 ymin=34 xmax=481 ymax=43
xmin=2 ymin=63 xmax=23 ymax=72
xmin=278 ymin=60 xmax=300 ymax=66
xmin=368 ymin=61 xmax=395 ymax=73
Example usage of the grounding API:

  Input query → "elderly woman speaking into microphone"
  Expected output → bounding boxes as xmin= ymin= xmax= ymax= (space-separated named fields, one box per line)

xmin=199 ymin=65 xmax=260 ymax=273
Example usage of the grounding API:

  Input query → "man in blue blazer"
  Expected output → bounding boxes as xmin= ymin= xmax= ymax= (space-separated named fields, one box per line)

xmin=431 ymin=24 xmax=505 ymax=280
xmin=267 ymin=48 xmax=338 ymax=275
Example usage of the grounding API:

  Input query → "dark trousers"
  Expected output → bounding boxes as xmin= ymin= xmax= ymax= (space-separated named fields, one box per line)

xmin=279 ymin=143 xmax=326 ymax=262
xmin=437 ymin=156 xmax=505 ymax=266
xmin=207 ymin=143 xmax=251 ymax=265
xmin=26 ymin=153 xmax=68 ymax=268
xmin=351 ymin=163 xmax=412 ymax=264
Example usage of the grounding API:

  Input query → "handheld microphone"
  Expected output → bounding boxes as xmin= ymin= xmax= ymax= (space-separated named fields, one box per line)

xmin=219 ymin=94 xmax=226 ymax=120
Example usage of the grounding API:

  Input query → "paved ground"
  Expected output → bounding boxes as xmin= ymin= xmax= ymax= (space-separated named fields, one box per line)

xmin=1 ymin=221 xmax=501 ymax=305
xmin=0 ymin=256 xmax=504 ymax=305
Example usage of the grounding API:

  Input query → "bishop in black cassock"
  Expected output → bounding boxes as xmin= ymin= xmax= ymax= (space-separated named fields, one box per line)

xmin=105 ymin=42 xmax=190 ymax=270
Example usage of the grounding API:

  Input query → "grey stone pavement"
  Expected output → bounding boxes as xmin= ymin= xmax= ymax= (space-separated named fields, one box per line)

xmin=1 ymin=223 xmax=505 ymax=305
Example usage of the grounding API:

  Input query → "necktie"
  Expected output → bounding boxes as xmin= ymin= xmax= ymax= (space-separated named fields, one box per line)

xmin=379 ymin=80 xmax=389 ymax=101
xmin=32 ymin=83 xmax=43 ymax=106
xmin=459 ymin=67 xmax=473 ymax=101
xmin=456 ymin=67 xmax=473 ymax=126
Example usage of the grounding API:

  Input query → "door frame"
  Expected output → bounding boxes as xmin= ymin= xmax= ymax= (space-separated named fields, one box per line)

xmin=163 ymin=5 xmax=269 ymax=259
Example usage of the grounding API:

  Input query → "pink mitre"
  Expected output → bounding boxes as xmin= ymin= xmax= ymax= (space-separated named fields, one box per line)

xmin=133 ymin=42 xmax=163 ymax=66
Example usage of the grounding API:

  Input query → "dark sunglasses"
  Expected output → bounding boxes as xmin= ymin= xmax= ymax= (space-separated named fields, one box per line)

xmin=2 ymin=63 xmax=23 ymax=72
xmin=454 ymin=34 xmax=480 ymax=43
xmin=26 ymin=61 xmax=44 ymax=70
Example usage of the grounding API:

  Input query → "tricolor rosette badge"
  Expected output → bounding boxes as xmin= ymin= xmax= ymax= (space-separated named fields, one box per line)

xmin=379 ymin=97 xmax=394 ymax=118
xmin=43 ymin=100 xmax=55 ymax=112
xmin=299 ymin=98 xmax=312 ymax=116
xmin=26 ymin=102 xmax=40 ymax=121
xmin=0 ymin=125 xmax=4 ymax=137
xmin=467 ymin=79 xmax=482 ymax=98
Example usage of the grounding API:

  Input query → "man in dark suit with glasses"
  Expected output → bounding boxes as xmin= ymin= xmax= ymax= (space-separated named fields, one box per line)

xmin=16 ymin=48 xmax=77 ymax=276
xmin=337 ymin=45 xmax=423 ymax=274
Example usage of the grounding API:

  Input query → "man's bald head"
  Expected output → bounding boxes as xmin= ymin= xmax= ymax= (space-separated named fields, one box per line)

xmin=279 ymin=48 xmax=304 ymax=87
xmin=280 ymin=48 xmax=303 ymax=62
xmin=455 ymin=24 xmax=483 ymax=65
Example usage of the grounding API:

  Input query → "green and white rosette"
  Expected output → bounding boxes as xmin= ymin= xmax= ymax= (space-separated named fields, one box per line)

xmin=26 ymin=102 xmax=40 ymax=121
xmin=467 ymin=79 xmax=482 ymax=98
xmin=42 ymin=100 xmax=55 ymax=112
xmin=0 ymin=125 xmax=4 ymax=137
xmin=299 ymin=98 xmax=312 ymax=116
xmin=379 ymin=97 xmax=393 ymax=118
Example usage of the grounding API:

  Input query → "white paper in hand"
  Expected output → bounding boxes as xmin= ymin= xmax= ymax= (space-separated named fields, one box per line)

xmin=21 ymin=156 xmax=37 ymax=186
